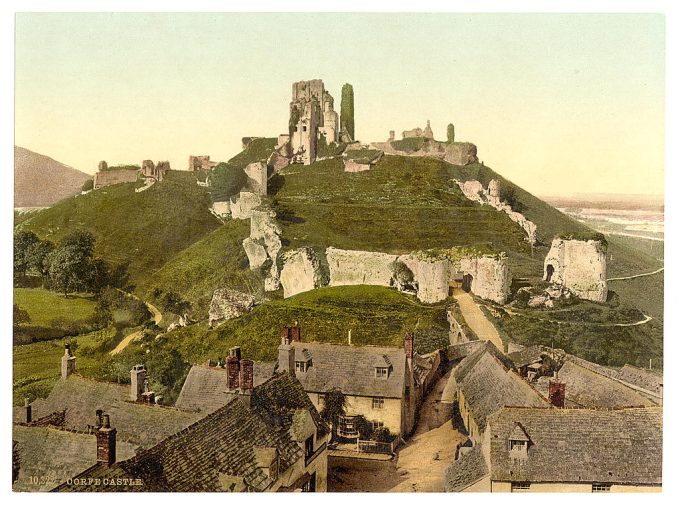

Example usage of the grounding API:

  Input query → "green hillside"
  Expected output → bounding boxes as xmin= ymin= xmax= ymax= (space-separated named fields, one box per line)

xmin=139 ymin=220 xmax=261 ymax=317
xmin=16 ymin=171 xmax=221 ymax=286
xmin=159 ymin=285 xmax=449 ymax=363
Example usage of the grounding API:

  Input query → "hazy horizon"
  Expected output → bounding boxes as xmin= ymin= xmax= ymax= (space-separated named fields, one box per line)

xmin=15 ymin=13 xmax=665 ymax=196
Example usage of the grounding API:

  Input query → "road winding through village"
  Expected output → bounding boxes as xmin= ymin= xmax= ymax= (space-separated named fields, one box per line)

xmin=451 ymin=288 xmax=504 ymax=350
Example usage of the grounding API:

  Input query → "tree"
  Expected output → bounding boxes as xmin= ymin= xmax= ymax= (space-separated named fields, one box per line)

xmin=447 ymin=123 xmax=455 ymax=143
xmin=340 ymin=83 xmax=355 ymax=141
xmin=145 ymin=348 xmax=191 ymax=404
xmin=46 ymin=232 xmax=96 ymax=296
xmin=160 ymin=290 xmax=191 ymax=317
xmin=14 ymin=230 xmax=39 ymax=276
xmin=25 ymin=239 xmax=54 ymax=282
xmin=81 ymin=179 xmax=94 ymax=192
xmin=320 ymin=388 xmax=346 ymax=440
xmin=13 ymin=304 xmax=30 ymax=327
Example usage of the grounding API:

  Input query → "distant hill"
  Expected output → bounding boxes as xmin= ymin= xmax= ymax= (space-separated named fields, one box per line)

xmin=14 ymin=146 xmax=91 ymax=207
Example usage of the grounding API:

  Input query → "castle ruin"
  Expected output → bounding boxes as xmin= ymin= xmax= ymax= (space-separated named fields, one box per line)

xmin=288 ymin=79 xmax=339 ymax=165
xmin=188 ymin=155 xmax=217 ymax=172
xmin=543 ymin=236 xmax=608 ymax=303
xmin=402 ymin=120 xmax=434 ymax=140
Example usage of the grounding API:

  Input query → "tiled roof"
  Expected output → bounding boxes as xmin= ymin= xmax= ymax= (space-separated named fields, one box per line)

xmin=506 ymin=345 xmax=548 ymax=368
xmin=444 ymin=445 xmax=489 ymax=492
xmin=16 ymin=375 xmax=201 ymax=449
xmin=617 ymin=364 xmax=663 ymax=396
xmin=289 ymin=342 xmax=407 ymax=398
xmin=488 ymin=406 xmax=662 ymax=485
xmin=535 ymin=360 xmax=657 ymax=409
xmin=454 ymin=342 xmax=549 ymax=430
xmin=12 ymin=425 xmax=137 ymax=492
xmin=174 ymin=361 xmax=276 ymax=413
xmin=54 ymin=372 xmax=326 ymax=492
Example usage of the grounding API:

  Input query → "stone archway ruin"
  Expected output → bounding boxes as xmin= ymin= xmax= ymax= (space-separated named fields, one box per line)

xmin=462 ymin=274 xmax=473 ymax=293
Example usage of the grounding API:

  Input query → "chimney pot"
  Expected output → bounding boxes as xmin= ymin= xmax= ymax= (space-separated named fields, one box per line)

xmin=95 ymin=409 xmax=103 ymax=429
xmin=96 ymin=413 xmax=117 ymax=466
xmin=548 ymin=379 xmax=566 ymax=408
xmin=240 ymin=359 xmax=254 ymax=391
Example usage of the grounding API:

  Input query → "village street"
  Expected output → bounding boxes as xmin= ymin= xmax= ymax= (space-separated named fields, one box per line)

xmin=329 ymin=365 xmax=465 ymax=492
xmin=452 ymin=288 xmax=504 ymax=350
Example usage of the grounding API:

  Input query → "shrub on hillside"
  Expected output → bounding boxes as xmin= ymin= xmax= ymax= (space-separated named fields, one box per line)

xmin=210 ymin=162 xmax=248 ymax=202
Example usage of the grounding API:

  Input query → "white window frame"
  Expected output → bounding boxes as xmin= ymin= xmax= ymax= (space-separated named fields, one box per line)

xmin=375 ymin=367 xmax=388 ymax=378
xmin=372 ymin=397 xmax=385 ymax=409
xmin=592 ymin=484 xmax=612 ymax=493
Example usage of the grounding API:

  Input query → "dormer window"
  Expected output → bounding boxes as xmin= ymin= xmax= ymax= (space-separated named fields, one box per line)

xmin=295 ymin=361 xmax=308 ymax=373
xmin=508 ymin=423 xmax=531 ymax=463
xmin=375 ymin=367 xmax=389 ymax=378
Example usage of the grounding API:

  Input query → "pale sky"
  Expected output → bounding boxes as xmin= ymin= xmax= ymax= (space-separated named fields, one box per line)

xmin=15 ymin=12 xmax=665 ymax=196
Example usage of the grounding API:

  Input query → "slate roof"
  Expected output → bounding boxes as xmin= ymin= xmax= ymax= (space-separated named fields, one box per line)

xmin=289 ymin=342 xmax=407 ymax=398
xmin=447 ymin=340 xmax=484 ymax=361
xmin=535 ymin=360 xmax=657 ymax=409
xmin=506 ymin=344 xmax=548 ymax=368
xmin=617 ymin=364 xmax=663 ymax=396
xmin=444 ymin=445 xmax=489 ymax=492
xmin=488 ymin=406 xmax=662 ymax=485
xmin=16 ymin=375 xmax=202 ymax=449
xmin=55 ymin=372 xmax=328 ymax=492
xmin=12 ymin=425 xmax=137 ymax=492
xmin=174 ymin=361 xmax=276 ymax=413
xmin=454 ymin=342 xmax=549 ymax=430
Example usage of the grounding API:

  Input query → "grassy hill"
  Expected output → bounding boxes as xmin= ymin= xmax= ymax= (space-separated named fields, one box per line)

xmin=14 ymin=146 xmax=91 ymax=207
xmin=138 ymin=220 xmax=261 ymax=318
xmin=159 ymin=285 xmax=449 ymax=363
xmin=17 ymin=171 xmax=221 ymax=286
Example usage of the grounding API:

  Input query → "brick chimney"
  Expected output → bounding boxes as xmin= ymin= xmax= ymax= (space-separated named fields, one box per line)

xmin=23 ymin=398 xmax=32 ymax=424
xmin=227 ymin=353 xmax=240 ymax=390
xmin=95 ymin=409 xmax=103 ymax=429
xmin=548 ymin=376 xmax=566 ymax=408
xmin=96 ymin=413 xmax=117 ymax=466
xmin=61 ymin=344 xmax=76 ymax=379
xmin=278 ymin=337 xmax=295 ymax=374
xmin=404 ymin=333 xmax=414 ymax=361
xmin=281 ymin=323 xmax=301 ymax=344
xmin=240 ymin=359 xmax=254 ymax=391
xmin=130 ymin=365 xmax=146 ymax=402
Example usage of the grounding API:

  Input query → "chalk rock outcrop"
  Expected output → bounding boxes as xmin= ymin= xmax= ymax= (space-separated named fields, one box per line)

xmin=459 ymin=255 xmax=510 ymax=304
xmin=208 ymin=288 xmax=256 ymax=327
xmin=544 ymin=237 xmax=608 ymax=303
xmin=326 ymin=247 xmax=398 ymax=287
xmin=244 ymin=161 xmax=268 ymax=196
xmin=242 ymin=238 xmax=269 ymax=270
xmin=230 ymin=192 xmax=261 ymax=220
xmin=279 ymin=248 xmax=327 ymax=298
xmin=456 ymin=179 xmax=538 ymax=245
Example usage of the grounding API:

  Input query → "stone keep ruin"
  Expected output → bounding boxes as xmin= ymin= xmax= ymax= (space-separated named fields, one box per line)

xmin=286 ymin=79 xmax=340 ymax=165
xmin=543 ymin=237 xmax=608 ymax=303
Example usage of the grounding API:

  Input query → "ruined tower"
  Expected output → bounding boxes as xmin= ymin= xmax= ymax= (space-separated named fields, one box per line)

xmin=289 ymin=79 xmax=338 ymax=165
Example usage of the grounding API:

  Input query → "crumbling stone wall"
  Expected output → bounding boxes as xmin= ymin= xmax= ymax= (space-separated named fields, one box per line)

xmin=188 ymin=155 xmax=216 ymax=171
xmin=371 ymin=139 xmax=478 ymax=167
xmin=243 ymin=162 xmax=267 ymax=196
xmin=456 ymin=179 xmax=537 ymax=245
xmin=229 ymin=192 xmax=262 ymax=219
xmin=459 ymin=255 xmax=510 ymax=304
xmin=279 ymin=248 xmax=327 ymax=298
xmin=543 ymin=238 xmax=608 ymax=303
xmin=242 ymin=209 xmax=282 ymax=291
xmin=326 ymin=247 xmax=398 ymax=287
xmin=402 ymin=120 xmax=433 ymax=139
xmin=93 ymin=168 xmax=139 ymax=189
xmin=399 ymin=255 xmax=450 ymax=304
xmin=444 ymin=143 xmax=478 ymax=166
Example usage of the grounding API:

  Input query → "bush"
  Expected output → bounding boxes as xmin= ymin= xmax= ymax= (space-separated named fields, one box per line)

xmin=81 ymin=179 xmax=94 ymax=192
xmin=390 ymin=137 xmax=427 ymax=153
xmin=370 ymin=427 xmax=394 ymax=443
